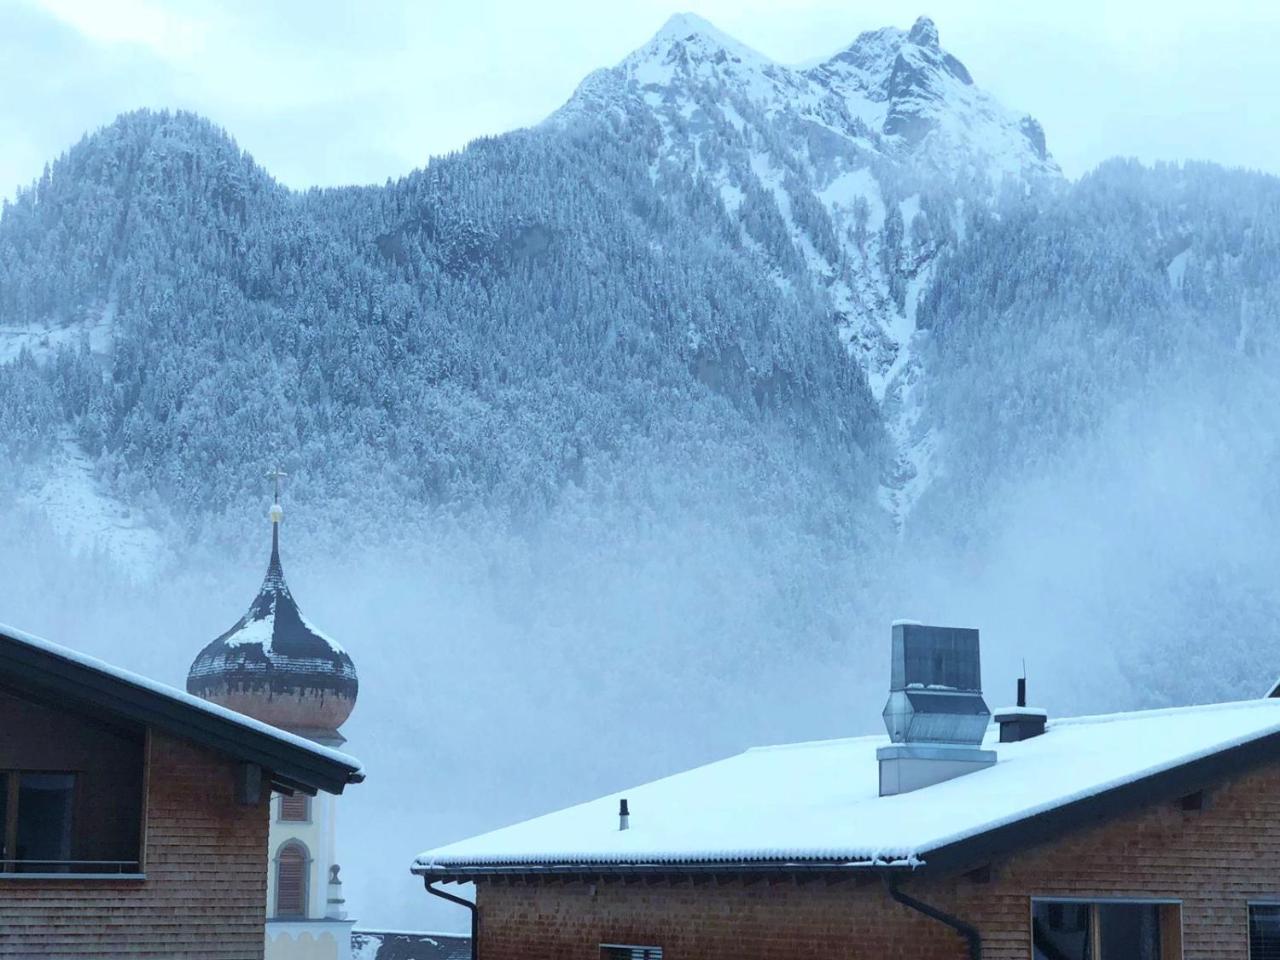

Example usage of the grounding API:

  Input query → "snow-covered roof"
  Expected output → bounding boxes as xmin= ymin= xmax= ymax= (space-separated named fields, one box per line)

xmin=351 ymin=930 xmax=471 ymax=960
xmin=0 ymin=620 xmax=363 ymax=793
xmin=414 ymin=698 xmax=1280 ymax=875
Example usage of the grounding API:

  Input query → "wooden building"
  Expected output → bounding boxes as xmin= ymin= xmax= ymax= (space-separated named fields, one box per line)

xmin=0 ymin=622 xmax=363 ymax=959
xmin=414 ymin=623 xmax=1280 ymax=959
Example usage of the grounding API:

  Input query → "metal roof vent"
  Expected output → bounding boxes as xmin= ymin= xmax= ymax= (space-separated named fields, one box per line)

xmin=877 ymin=621 xmax=996 ymax=796
xmin=882 ymin=621 xmax=991 ymax=745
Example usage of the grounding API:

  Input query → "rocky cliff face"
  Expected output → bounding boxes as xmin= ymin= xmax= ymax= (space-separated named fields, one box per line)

xmin=554 ymin=14 xmax=1061 ymax=518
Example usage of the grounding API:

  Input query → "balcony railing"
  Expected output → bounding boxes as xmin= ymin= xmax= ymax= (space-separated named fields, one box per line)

xmin=0 ymin=859 xmax=142 ymax=875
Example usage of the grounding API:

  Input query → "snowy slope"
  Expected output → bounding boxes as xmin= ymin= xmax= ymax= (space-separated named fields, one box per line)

xmin=553 ymin=14 xmax=1062 ymax=519
xmin=17 ymin=431 xmax=166 ymax=579
xmin=0 ymin=306 xmax=113 ymax=363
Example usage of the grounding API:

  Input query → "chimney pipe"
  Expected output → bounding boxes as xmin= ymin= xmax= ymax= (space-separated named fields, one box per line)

xmin=995 ymin=671 xmax=1047 ymax=743
xmin=618 ymin=798 xmax=630 ymax=831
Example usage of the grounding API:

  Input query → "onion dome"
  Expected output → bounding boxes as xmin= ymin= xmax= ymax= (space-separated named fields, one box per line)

xmin=187 ymin=491 xmax=357 ymax=738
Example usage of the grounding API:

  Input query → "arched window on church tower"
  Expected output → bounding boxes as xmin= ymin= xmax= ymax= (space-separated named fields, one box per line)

xmin=275 ymin=841 xmax=310 ymax=918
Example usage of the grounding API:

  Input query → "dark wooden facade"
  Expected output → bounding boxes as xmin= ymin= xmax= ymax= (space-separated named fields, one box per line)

xmin=0 ymin=626 xmax=363 ymax=959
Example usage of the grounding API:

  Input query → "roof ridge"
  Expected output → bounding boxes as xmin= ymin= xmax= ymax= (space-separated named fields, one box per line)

xmin=1049 ymin=697 xmax=1276 ymax=728
xmin=747 ymin=700 xmax=1280 ymax=754
xmin=745 ymin=732 xmax=887 ymax=754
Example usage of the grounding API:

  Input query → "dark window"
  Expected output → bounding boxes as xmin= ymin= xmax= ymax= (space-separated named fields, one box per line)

xmin=2 ymin=772 xmax=80 ymax=873
xmin=1250 ymin=905 xmax=1280 ymax=960
xmin=275 ymin=841 xmax=309 ymax=918
xmin=15 ymin=773 xmax=75 ymax=871
xmin=1098 ymin=903 xmax=1161 ymax=960
xmin=1033 ymin=900 xmax=1178 ymax=960
xmin=279 ymin=793 xmax=310 ymax=822
xmin=1034 ymin=901 xmax=1093 ymax=960
xmin=601 ymin=947 xmax=662 ymax=960
xmin=0 ymin=689 xmax=144 ymax=875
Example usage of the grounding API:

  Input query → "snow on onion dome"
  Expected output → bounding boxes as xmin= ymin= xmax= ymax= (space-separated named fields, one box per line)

xmin=187 ymin=493 xmax=357 ymax=737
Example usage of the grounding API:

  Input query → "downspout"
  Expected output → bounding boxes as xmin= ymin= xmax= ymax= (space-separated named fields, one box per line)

xmin=884 ymin=875 xmax=981 ymax=960
xmin=424 ymin=877 xmax=478 ymax=960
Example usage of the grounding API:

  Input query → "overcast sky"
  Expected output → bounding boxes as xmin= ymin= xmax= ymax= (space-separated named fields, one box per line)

xmin=3 ymin=0 xmax=1279 ymax=196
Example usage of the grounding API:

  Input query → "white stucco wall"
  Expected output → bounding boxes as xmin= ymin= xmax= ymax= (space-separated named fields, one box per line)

xmin=265 ymin=791 xmax=340 ymax=921
xmin=265 ymin=919 xmax=355 ymax=960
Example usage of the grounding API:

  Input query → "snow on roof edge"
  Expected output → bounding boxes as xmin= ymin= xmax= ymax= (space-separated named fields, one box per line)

xmin=352 ymin=929 xmax=471 ymax=938
xmin=0 ymin=620 xmax=363 ymax=776
xmin=413 ymin=853 xmax=921 ymax=873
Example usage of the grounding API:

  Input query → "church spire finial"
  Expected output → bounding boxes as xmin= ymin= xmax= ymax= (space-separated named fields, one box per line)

xmin=265 ymin=467 xmax=287 ymax=568
xmin=266 ymin=467 xmax=288 ymax=525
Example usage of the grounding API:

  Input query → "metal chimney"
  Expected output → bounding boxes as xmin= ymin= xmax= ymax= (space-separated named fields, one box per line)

xmin=993 ymin=671 xmax=1048 ymax=743
xmin=876 ymin=622 xmax=996 ymax=796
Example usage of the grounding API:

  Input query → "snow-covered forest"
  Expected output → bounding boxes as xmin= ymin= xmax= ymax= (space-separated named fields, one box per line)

xmin=1 ymin=13 xmax=1278 ymax=929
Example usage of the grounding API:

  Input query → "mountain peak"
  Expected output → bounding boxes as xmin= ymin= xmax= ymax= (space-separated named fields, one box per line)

xmin=907 ymin=16 xmax=940 ymax=49
xmin=654 ymin=12 xmax=721 ymax=42
xmin=642 ymin=12 xmax=771 ymax=66
xmin=560 ymin=11 xmax=1056 ymax=184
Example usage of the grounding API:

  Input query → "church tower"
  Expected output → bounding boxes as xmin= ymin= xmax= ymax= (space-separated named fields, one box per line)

xmin=188 ymin=474 xmax=358 ymax=960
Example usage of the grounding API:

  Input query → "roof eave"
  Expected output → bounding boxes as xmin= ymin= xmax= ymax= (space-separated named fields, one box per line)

xmin=0 ymin=631 xmax=362 ymax=796
xmin=410 ymin=859 xmax=917 ymax=882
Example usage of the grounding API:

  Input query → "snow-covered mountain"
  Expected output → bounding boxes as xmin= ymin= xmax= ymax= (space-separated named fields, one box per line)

xmin=0 ymin=12 xmax=1273 ymax=569
xmin=572 ymin=13 xmax=1055 ymax=182
xmin=3 ymin=13 xmax=1280 ymax=932
xmin=555 ymin=13 xmax=1060 ymax=516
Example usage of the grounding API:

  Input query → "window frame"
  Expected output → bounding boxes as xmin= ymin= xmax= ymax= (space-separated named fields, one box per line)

xmin=1248 ymin=901 xmax=1280 ymax=960
xmin=0 ymin=693 xmax=149 ymax=881
xmin=273 ymin=839 xmax=312 ymax=919
xmin=278 ymin=792 xmax=312 ymax=823
xmin=0 ymin=770 xmax=83 ymax=876
xmin=1031 ymin=896 xmax=1183 ymax=960
xmin=600 ymin=945 xmax=664 ymax=960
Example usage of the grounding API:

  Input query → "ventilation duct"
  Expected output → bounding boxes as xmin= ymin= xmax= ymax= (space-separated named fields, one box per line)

xmin=877 ymin=621 xmax=996 ymax=796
